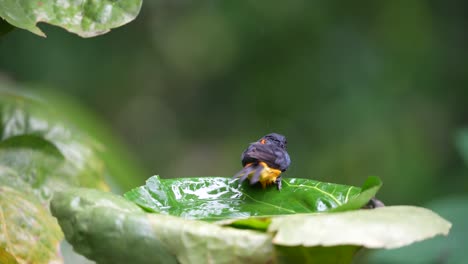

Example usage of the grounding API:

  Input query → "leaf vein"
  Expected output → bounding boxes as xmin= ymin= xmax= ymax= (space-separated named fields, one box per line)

xmin=345 ymin=187 xmax=354 ymax=203
xmin=284 ymin=182 xmax=342 ymax=205
xmin=242 ymin=192 xmax=296 ymax=214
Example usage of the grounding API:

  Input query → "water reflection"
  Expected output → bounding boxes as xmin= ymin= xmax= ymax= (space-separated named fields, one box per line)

xmin=139 ymin=176 xmax=365 ymax=220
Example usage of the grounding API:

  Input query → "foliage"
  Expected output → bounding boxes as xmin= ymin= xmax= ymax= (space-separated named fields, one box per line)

xmin=51 ymin=186 xmax=451 ymax=264
xmin=123 ymin=175 xmax=381 ymax=220
xmin=32 ymin=89 xmax=148 ymax=191
xmin=0 ymin=89 xmax=142 ymax=263
xmin=0 ymin=1 xmax=467 ymax=263
xmin=0 ymin=0 xmax=142 ymax=37
xmin=0 ymin=89 xmax=455 ymax=263
xmin=0 ymin=166 xmax=62 ymax=263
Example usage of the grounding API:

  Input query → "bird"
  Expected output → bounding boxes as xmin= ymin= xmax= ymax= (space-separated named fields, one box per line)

xmin=233 ymin=133 xmax=291 ymax=190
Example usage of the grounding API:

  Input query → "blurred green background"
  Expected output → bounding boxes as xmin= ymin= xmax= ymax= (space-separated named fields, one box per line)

xmin=1 ymin=1 xmax=468 ymax=208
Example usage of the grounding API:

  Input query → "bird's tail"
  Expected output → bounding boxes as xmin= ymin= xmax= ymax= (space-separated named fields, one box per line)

xmin=233 ymin=163 xmax=264 ymax=185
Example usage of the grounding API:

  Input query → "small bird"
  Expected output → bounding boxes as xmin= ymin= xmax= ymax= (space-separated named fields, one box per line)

xmin=233 ymin=133 xmax=291 ymax=190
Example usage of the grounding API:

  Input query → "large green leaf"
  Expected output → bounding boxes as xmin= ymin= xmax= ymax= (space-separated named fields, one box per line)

xmin=51 ymin=188 xmax=273 ymax=264
xmin=0 ymin=91 xmax=109 ymax=197
xmin=0 ymin=0 xmax=142 ymax=37
xmin=0 ymin=89 xmax=124 ymax=263
xmin=52 ymin=187 xmax=451 ymax=264
xmin=269 ymin=206 xmax=451 ymax=249
xmin=123 ymin=175 xmax=382 ymax=221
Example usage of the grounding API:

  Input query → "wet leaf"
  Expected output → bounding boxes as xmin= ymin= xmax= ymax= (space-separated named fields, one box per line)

xmin=124 ymin=175 xmax=382 ymax=221
xmin=53 ymin=187 xmax=452 ymax=264
xmin=0 ymin=0 xmax=142 ymax=37
xmin=51 ymin=188 xmax=273 ymax=264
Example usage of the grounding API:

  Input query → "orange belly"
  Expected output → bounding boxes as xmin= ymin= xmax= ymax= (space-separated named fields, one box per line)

xmin=250 ymin=162 xmax=281 ymax=188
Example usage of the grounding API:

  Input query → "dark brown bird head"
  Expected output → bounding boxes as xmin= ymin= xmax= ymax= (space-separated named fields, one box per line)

xmin=259 ymin=133 xmax=287 ymax=149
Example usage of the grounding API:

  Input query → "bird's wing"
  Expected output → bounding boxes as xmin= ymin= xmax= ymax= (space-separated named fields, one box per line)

xmin=241 ymin=143 xmax=274 ymax=164
xmin=233 ymin=165 xmax=255 ymax=182
xmin=241 ymin=143 xmax=290 ymax=171
xmin=274 ymin=149 xmax=291 ymax=172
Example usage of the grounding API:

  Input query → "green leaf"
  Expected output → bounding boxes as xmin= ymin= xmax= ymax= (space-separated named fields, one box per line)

xmin=269 ymin=206 xmax=451 ymax=249
xmin=329 ymin=176 xmax=382 ymax=212
xmin=0 ymin=89 xmax=129 ymax=263
xmin=0 ymin=0 xmax=142 ymax=37
xmin=0 ymin=166 xmax=63 ymax=263
xmin=51 ymin=188 xmax=273 ymax=264
xmin=0 ymin=91 xmax=109 ymax=196
xmin=124 ymin=175 xmax=382 ymax=221
xmin=52 ymin=187 xmax=452 ymax=264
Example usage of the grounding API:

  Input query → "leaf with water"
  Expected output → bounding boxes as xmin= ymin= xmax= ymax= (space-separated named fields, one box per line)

xmin=124 ymin=175 xmax=382 ymax=221
xmin=52 ymin=187 xmax=452 ymax=264
xmin=52 ymin=188 xmax=274 ymax=264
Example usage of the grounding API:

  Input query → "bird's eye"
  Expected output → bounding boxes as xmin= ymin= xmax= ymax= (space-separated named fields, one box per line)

xmin=260 ymin=139 xmax=267 ymax=144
